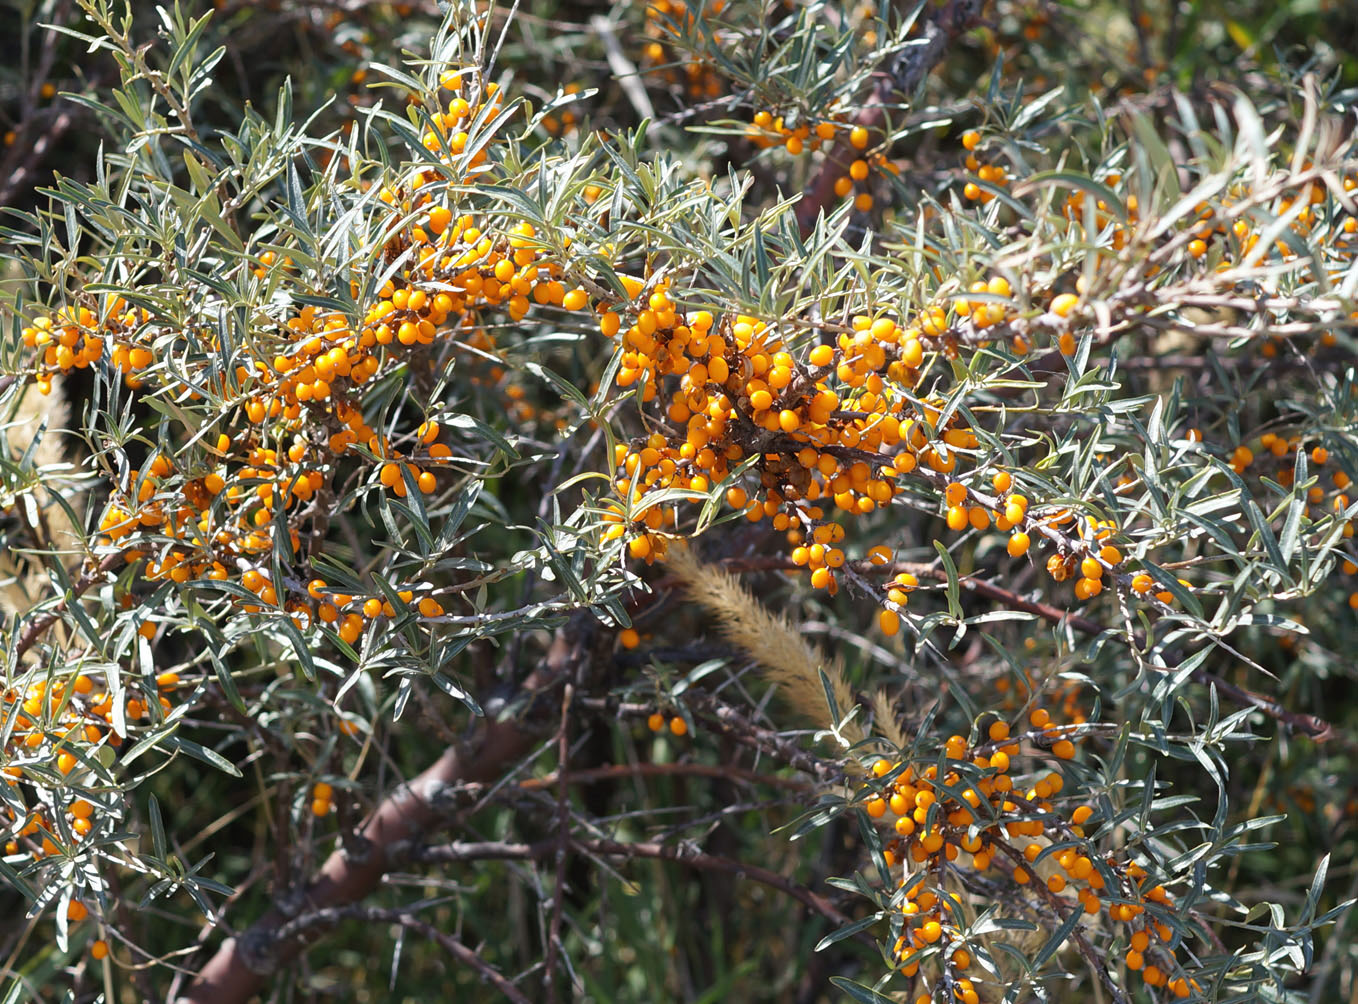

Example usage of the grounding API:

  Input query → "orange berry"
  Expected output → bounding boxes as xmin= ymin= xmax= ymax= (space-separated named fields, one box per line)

xmin=1050 ymin=293 xmax=1079 ymax=317
xmin=668 ymin=716 xmax=688 ymax=737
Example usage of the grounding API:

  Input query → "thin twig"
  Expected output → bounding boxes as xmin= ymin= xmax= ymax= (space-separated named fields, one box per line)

xmin=543 ymin=681 xmax=572 ymax=1004
xmin=712 ymin=555 xmax=1339 ymax=743
xmin=274 ymin=905 xmax=531 ymax=1004
xmin=412 ymin=836 xmax=869 ymax=943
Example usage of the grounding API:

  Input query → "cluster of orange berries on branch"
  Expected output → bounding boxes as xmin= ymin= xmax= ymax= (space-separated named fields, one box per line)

xmin=22 ymin=304 xmax=114 ymax=396
xmin=866 ymin=710 xmax=1199 ymax=999
xmin=311 ymin=781 xmax=335 ymax=817
xmin=598 ymin=268 xmax=1206 ymax=624
xmin=22 ymin=71 xmax=597 ymax=664
xmin=603 ymin=283 xmax=957 ymax=584
xmin=4 ymin=669 xmax=180 ymax=786
xmin=747 ymin=109 xmax=891 ymax=212
xmin=959 ymin=131 xmax=1010 ymax=204
xmin=305 ymin=578 xmax=446 ymax=646
xmin=641 ymin=0 xmax=726 ymax=100
xmin=746 ymin=110 xmax=841 ymax=158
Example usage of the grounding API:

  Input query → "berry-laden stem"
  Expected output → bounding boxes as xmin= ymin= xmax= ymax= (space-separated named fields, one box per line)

xmin=794 ymin=0 xmax=986 ymax=236
xmin=989 ymin=839 xmax=1131 ymax=1004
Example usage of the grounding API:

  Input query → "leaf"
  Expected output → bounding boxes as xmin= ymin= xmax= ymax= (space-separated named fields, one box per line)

xmin=1032 ymin=901 xmax=1085 ymax=970
xmin=828 ymin=977 xmax=896 ymax=1004
xmin=1016 ymin=171 xmax=1125 ymax=220
xmin=148 ymin=794 xmax=167 ymax=862
xmin=933 ymin=541 xmax=962 ymax=619
xmin=163 ymin=734 xmax=242 ymax=777
xmin=814 ymin=913 xmax=881 ymax=952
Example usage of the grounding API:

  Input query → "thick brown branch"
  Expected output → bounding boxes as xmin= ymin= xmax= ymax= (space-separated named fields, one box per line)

xmin=175 ymin=623 xmax=590 ymax=1004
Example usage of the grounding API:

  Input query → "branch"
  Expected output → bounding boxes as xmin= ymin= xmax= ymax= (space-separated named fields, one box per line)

xmin=176 ymin=620 xmax=593 ymax=1004
xmin=274 ymin=905 xmax=531 ymax=1004
xmin=712 ymin=555 xmax=1339 ymax=743
xmin=543 ymin=682 xmax=572 ymax=1003
xmin=517 ymin=761 xmax=812 ymax=792
xmin=794 ymin=0 xmax=985 ymax=235
xmin=14 ymin=551 xmax=125 ymax=660
xmin=412 ymin=837 xmax=868 ymax=944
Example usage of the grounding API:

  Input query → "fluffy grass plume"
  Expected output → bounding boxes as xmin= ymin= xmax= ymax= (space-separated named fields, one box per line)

xmin=664 ymin=542 xmax=864 ymax=745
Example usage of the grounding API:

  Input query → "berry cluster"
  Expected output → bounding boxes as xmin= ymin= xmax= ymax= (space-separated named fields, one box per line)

xmin=866 ymin=708 xmax=1200 ymax=1000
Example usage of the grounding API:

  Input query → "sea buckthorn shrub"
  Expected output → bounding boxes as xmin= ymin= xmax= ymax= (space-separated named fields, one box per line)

xmin=2 ymin=0 xmax=1358 ymax=1001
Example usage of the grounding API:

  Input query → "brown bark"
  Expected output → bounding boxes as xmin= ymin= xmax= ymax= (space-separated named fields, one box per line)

xmin=175 ymin=626 xmax=585 ymax=1003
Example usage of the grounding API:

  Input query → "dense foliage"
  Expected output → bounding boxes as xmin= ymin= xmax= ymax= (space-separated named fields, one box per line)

xmin=2 ymin=0 xmax=1358 ymax=1001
